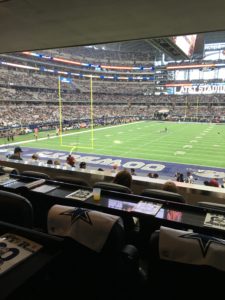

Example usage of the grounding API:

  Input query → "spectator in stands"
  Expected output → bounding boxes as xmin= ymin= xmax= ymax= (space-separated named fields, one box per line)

xmin=47 ymin=159 xmax=53 ymax=165
xmin=54 ymin=159 xmax=61 ymax=166
xmin=79 ymin=161 xmax=87 ymax=169
xmin=176 ymin=172 xmax=184 ymax=182
xmin=147 ymin=172 xmax=153 ymax=178
xmin=9 ymin=146 xmax=23 ymax=160
xmin=185 ymin=171 xmax=194 ymax=184
xmin=66 ymin=154 xmax=76 ymax=167
xmin=209 ymin=178 xmax=219 ymax=187
xmin=163 ymin=181 xmax=178 ymax=193
xmin=31 ymin=153 xmax=39 ymax=160
xmin=111 ymin=163 xmax=119 ymax=173
xmin=113 ymin=170 xmax=132 ymax=189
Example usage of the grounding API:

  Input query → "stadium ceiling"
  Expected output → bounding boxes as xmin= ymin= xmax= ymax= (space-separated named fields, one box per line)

xmin=1 ymin=0 xmax=225 ymax=54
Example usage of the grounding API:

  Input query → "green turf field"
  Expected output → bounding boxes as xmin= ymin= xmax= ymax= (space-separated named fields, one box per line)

xmin=1 ymin=121 xmax=225 ymax=168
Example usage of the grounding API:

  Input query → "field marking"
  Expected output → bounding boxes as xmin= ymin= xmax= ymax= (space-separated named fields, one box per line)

xmin=121 ymin=123 xmax=188 ymax=157
xmin=19 ymin=142 xmax=225 ymax=170
xmin=2 ymin=121 xmax=225 ymax=169
xmin=0 ymin=121 xmax=144 ymax=148
xmin=174 ymin=151 xmax=186 ymax=155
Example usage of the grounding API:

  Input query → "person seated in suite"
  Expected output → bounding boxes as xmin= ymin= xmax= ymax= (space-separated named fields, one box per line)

xmin=113 ymin=170 xmax=132 ymax=189
xmin=163 ymin=181 xmax=178 ymax=193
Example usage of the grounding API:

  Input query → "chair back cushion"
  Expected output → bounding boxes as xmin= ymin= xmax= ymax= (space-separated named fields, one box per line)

xmin=142 ymin=189 xmax=185 ymax=203
xmin=159 ymin=226 xmax=225 ymax=271
xmin=55 ymin=176 xmax=90 ymax=187
xmin=0 ymin=190 xmax=33 ymax=227
xmin=94 ymin=182 xmax=131 ymax=194
xmin=22 ymin=171 xmax=50 ymax=179
xmin=48 ymin=204 xmax=122 ymax=252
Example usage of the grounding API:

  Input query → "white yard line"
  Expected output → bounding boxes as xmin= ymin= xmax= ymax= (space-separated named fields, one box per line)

xmin=0 ymin=121 xmax=144 ymax=148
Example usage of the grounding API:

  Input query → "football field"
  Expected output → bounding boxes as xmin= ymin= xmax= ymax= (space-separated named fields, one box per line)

xmin=1 ymin=121 xmax=225 ymax=168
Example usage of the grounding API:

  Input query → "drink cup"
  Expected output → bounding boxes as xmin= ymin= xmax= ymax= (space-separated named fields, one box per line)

xmin=93 ymin=188 xmax=101 ymax=201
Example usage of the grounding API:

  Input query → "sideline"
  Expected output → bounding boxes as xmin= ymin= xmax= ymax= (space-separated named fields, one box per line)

xmin=0 ymin=121 xmax=144 ymax=148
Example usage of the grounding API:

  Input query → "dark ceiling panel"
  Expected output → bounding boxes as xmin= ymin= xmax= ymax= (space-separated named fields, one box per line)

xmin=1 ymin=0 xmax=225 ymax=54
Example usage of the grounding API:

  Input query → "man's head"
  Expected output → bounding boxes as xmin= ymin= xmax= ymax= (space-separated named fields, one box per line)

xmin=14 ymin=147 xmax=22 ymax=154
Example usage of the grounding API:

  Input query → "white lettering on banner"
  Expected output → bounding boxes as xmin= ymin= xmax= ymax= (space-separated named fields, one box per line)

xmin=77 ymin=156 xmax=101 ymax=163
xmin=94 ymin=159 xmax=122 ymax=166
xmin=176 ymin=84 xmax=225 ymax=94
xmin=205 ymin=43 xmax=225 ymax=50
xmin=141 ymin=164 xmax=165 ymax=171
xmin=206 ymin=86 xmax=212 ymax=93
xmin=73 ymin=155 xmax=81 ymax=159
xmin=36 ymin=151 xmax=53 ymax=158
xmin=180 ymin=86 xmax=186 ymax=93
xmin=123 ymin=162 xmax=145 ymax=169
xmin=50 ymin=152 xmax=67 ymax=159
xmin=31 ymin=151 xmax=166 ymax=172
xmin=57 ymin=154 xmax=68 ymax=160
xmin=198 ymin=86 xmax=204 ymax=93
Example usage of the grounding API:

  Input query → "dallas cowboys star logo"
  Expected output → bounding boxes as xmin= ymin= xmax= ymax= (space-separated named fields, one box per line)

xmin=180 ymin=232 xmax=225 ymax=257
xmin=60 ymin=208 xmax=92 ymax=225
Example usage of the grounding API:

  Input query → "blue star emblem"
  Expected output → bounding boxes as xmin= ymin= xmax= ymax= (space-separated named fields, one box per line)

xmin=180 ymin=232 xmax=225 ymax=257
xmin=60 ymin=208 xmax=92 ymax=225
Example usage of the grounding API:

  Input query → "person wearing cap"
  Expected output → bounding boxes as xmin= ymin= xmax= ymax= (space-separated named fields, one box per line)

xmin=9 ymin=147 xmax=23 ymax=160
xmin=66 ymin=154 xmax=76 ymax=167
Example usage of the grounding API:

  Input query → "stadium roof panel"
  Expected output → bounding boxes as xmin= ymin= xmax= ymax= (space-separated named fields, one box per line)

xmin=1 ymin=0 xmax=225 ymax=54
